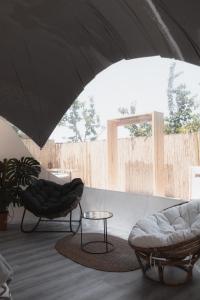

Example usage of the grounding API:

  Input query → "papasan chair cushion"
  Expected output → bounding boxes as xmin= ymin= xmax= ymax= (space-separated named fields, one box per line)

xmin=22 ymin=178 xmax=84 ymax=219
xmin=129 ymin=200 xmax=200 ymax=248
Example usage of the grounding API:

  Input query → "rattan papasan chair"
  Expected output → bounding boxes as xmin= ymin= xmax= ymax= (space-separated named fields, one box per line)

xmin=128 ymin=200 xmax=200 ymax=285
xmin=21 ymin=178 xmax=84 ymax=233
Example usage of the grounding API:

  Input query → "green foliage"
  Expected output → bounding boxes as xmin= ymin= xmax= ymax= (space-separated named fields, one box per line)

xmin=183 ymin=115 xmax=200 ymax=133
xmin=0 ymin=157 xmax=41 ymax=211
xmin=118 ymin=103 xmax=152 ymax=137
xmin=59 ymin=97 xmax=103 ymax=142
xmin=82 ymin=98 xmax=102 ymax=141
xmin=0 ymin=159 xmax=16 ymax=212
xmin=165 ymin=62 xmax=200 ymax=134
xmin=59 ymin=99 xmax=83 ymax=142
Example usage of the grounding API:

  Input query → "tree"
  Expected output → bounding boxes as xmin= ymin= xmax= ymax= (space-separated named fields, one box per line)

xmin=118 ymin=102 xmax=151 ymax=137
xmin=59 ymin=99 xmax=83 ymax=142
xmin=59 ymin=97 xmax=103 ymax=142
xmin=165 ymin=62 xmax=200 ymax=134
xmin=82 ymin=98 xmax=102 ymax=141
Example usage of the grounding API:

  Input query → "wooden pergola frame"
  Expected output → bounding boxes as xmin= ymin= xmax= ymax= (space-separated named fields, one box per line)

xmin=107 ymin=111 xmax=164 ymax=196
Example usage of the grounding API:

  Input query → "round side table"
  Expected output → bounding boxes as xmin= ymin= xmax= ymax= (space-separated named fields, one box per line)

xmin=80 ymin=211 xmax=114 ymax=254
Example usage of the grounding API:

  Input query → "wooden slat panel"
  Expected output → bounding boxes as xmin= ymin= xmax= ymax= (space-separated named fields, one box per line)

xmin=152 ymin=111 xmax=164 ymax=196
xmin=107 ymin=120 xmax=118 ymax=190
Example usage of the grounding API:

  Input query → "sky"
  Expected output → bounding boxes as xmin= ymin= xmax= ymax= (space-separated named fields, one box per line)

xmin=50 ymin=56 xmax=200 ymax=142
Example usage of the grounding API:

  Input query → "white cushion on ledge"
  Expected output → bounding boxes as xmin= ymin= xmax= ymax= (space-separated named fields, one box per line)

xmin=128 ymin=200 xmax=200 ymax=248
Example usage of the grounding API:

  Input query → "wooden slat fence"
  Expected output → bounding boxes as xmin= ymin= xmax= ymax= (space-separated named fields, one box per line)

xmin=22 ymin=132 xmax=200 ymax=200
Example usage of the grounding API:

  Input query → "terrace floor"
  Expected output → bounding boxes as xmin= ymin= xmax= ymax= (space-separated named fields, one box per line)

xmin=1 ymin=225 xmax=200 ymax=300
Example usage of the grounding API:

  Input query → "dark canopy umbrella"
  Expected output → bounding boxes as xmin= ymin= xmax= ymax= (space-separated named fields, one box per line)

xmin=0 ymin=0 xmax=200 ymax=147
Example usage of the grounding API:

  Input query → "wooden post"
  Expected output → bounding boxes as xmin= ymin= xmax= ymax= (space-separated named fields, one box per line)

xmin=107 ymin=120 xmax=118 ymax=190
xmin=152 ymin=111 xmax=164 ymax=196
xmin=107 ymin=112 xmax=164 ymax=195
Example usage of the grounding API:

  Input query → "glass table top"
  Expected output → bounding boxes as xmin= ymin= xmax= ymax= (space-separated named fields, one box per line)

xmin=82 ymin=211 xmax=113 ymax=220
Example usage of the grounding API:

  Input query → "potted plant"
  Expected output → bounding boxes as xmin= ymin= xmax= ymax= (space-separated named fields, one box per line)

xmin=0 ymin=159 xmax=15 ymax=230
xmin=0 ymin=157 xmax=41 ymax=230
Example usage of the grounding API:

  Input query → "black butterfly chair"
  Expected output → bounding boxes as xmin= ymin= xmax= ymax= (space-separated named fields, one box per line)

xmin=20 ymin=178 xmax=84 ymax=233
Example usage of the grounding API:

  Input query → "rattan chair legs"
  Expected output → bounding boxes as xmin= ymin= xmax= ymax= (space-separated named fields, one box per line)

xmin=20 ymin=203 xmax=82 ymax=234
xmin=134 ymin=245 xmax=200 ymax=286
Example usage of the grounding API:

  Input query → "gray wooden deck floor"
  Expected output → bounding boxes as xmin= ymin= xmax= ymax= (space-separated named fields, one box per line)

xmin=1 ymin=225 xmax=200 ymax=300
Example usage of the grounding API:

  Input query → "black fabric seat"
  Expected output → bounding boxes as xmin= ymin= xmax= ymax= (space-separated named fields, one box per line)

xmin=21 ymin=178 xmax=84 ymax=233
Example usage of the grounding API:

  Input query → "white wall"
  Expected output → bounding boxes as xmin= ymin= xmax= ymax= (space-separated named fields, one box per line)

xmin=0 ymin=117 xmax=31 ymax=160
xmin=81 ymin=187 xmax=182 ymax=238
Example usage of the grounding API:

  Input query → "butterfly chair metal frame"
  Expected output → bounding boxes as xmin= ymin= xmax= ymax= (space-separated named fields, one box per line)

xmin=20 ymin=202 xmax=83 ymax=234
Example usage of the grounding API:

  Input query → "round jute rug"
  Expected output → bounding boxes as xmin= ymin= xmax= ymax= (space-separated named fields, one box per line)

xmin=55 ymin=233 xmax=140 ymax=272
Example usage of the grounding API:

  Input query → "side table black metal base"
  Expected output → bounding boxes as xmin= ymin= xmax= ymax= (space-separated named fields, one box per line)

xmin=81 ymin=240 xmax=114 ymax=254
xmin=80 ymin=212 xmax=114 ymax=254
